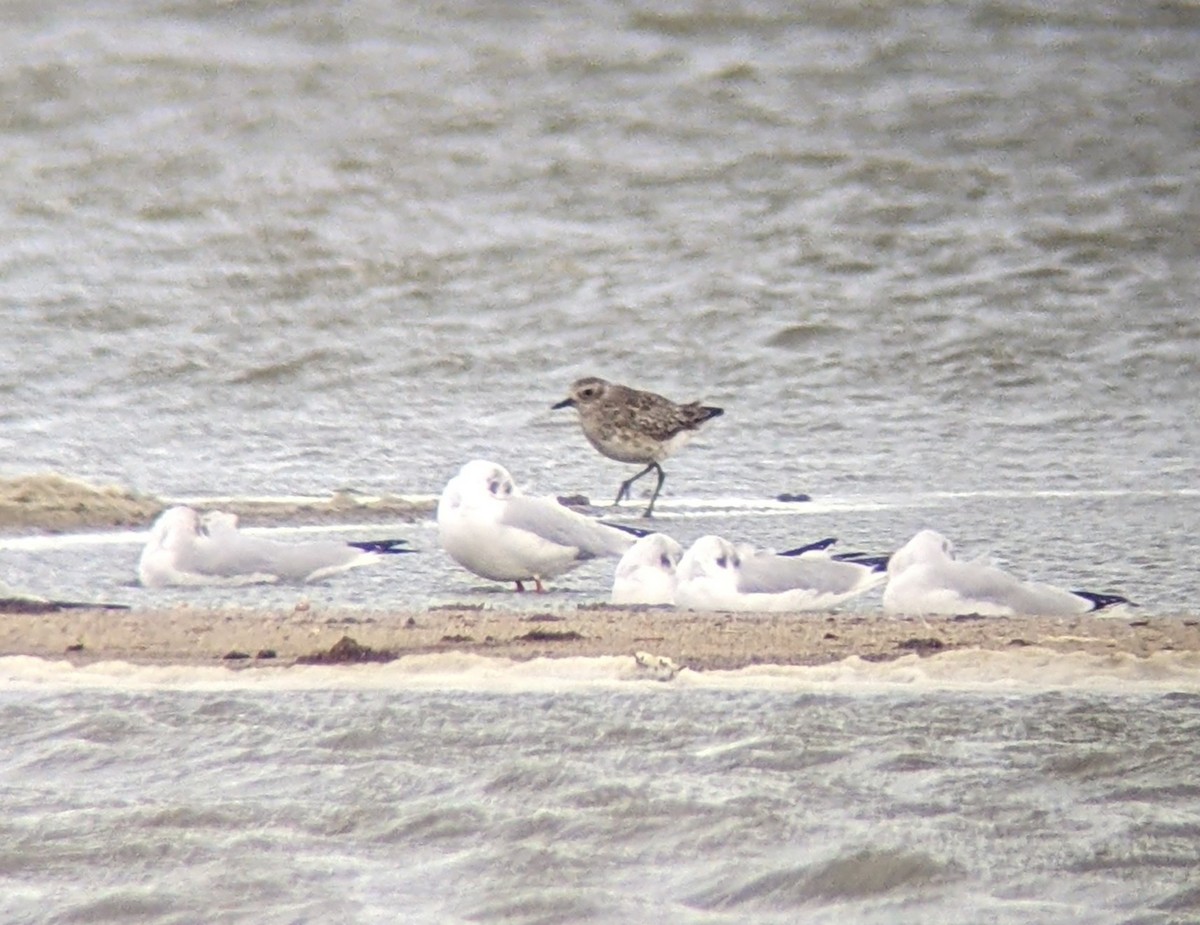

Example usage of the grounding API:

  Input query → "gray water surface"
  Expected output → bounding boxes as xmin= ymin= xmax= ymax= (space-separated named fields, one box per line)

xmin=2 ymin=679 xmax=1199 ymax=924
xmin=2 ymin=3 xmax=1199 ymax=921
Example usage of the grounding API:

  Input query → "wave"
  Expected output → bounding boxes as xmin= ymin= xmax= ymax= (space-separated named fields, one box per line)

xmin=3 ymin=648 xmax=1200 ymax=695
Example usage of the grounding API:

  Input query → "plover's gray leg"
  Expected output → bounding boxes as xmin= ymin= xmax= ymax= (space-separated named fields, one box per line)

xmin=615 ymin=462 xmax=666 ymax=517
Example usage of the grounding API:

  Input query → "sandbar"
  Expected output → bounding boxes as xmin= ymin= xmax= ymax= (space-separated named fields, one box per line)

xmin=0 ymin=604 xmax=1196 ymax=671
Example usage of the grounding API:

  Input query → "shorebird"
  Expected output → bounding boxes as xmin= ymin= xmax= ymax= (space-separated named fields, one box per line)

xmin=437 ymin=459 xmax=641 ymax=592
xmin=882 ymin=529 xmax=1131 ymax=616
xmin=552 ymin=376 xmax=723 ymax=517
xmin=674 ymin=535 xmax=886 ymax=613
xmin=138 ymin=506 xmax=413 ymax=587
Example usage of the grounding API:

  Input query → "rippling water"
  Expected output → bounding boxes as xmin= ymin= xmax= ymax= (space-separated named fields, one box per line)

xmin=2 ymin=0 xmax=1199 ymax=920
xmin=3 ymin=657 xmax=1200 ymax=924
xmin=2 ymin=0 xmax=1196 ymax=503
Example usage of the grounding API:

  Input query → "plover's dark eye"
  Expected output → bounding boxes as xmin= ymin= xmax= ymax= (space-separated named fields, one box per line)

xmin=716 ymin=555 xmax=727 ymax=568
xmin=660 ymin=555 xmax=673 ymax=569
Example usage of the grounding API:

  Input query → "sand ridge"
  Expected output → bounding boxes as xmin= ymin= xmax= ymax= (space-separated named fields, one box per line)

xmin=0 ymin=603 xmax=1195 ymax=671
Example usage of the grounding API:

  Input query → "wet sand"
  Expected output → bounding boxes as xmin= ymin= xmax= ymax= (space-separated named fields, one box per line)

xmin=0 ymin=472 xmax=434 ymax=532
xmin=0 ymin=603 xmax=1196 ymax=671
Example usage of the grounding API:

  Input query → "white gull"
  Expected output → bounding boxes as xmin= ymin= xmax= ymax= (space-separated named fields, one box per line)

xmin=138 ymin=506 xmax=412 ymax=587
xmin=882 ymin=529 xmax=1131 ymax=616
xmin=675 ymin=534 xmax=886 ymax=613
xmin=437 ymin=460 xmax=638 ymax=592
xmin=611 ymin=533 xmax=683 ymax=606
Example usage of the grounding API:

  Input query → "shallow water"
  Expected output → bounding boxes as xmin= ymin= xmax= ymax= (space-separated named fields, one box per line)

xmin=2 ymin=656 xmax=1200 ymax=925
xmin=2 ymin=0 xmax=1197 ymax=608
xmin=2 ymin=0 xmax=1199 ymax=920
xmin=1 ymin=0 xmax=1196 ymax=502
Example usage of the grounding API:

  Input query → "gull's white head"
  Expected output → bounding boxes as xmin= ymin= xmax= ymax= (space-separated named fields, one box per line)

xmin=887 ymin=529 xmax=955 ymax=578
xmin=677 ymin=535 xmax=742 ymax=583
xmin=617 ymin=533 xmax=683 ymax=576
xmin=148 ymin=506 xmax=202 ymax=550
xmin=200 ymin=510 xmax=240 ymax=534
xmin=438 ymin=460 xmax=517 ymax=523
xmin=612 ymin=533 xmax=683 ymax=606
xmin=459 ymin=460 xmax=515 ymax=499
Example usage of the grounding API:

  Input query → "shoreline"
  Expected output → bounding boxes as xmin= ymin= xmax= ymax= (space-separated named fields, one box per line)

xmin=0 ymin=605 xmax=1196 ymax=671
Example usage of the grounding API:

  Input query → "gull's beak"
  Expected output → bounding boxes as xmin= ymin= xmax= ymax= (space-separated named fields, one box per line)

xmin=551 ymin=397 xmax=575 ymax=410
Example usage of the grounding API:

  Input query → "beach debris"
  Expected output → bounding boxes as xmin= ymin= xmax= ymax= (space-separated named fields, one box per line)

xmin=897 ymin=637 xmax=946 ymax=655
xmin=0 ymin=590 xmax=129 ymax=614
xmin=296 ymin=635 xmax=397 ymax=664
xmin=634 ymin=651 xmax=681 ymax=681
xmin=515 ymin=628 xmax=584 ymax=643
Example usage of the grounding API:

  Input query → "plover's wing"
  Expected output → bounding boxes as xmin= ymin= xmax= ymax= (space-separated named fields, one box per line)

xmin=621 ymin=389 xmax=721 ymax=440
xmin=499 ymin=496 xmax=636 ymax=558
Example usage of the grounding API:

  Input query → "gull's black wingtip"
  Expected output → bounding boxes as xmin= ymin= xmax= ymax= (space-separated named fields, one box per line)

xmin=601 ymin=521 xmax=654 ymax=539
xmin=832 ymin=553 xmax=892 ymax=573
xmin=1071 ymin=590 xmax=1132 ymax=612
xmin=348 ymin=539 xmax=416 ymax=555
xmin=779 ymin=537 xmax=839 ymax=557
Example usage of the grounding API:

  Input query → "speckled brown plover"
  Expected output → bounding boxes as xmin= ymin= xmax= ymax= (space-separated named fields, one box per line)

xmin=552 ymin=376 xmax=724 ymax=517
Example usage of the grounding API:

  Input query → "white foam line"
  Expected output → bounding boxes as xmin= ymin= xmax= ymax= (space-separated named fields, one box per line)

xmin=0 ymin=532 xmax=149 ymax=551
xmin=2 ymin=487 xmax=1190 ymax=551
xmin=922 ymin=488 xmax=1198 ymax=501
xmin=2 ymin=649 xmax=1200 ymax=694
xmin=615 ymin=499 xmax=895 ymax=516
xmin=163 ymin=493 xmax=441 ymax=507
xmin=0 ymin=521 xmax=433 ymax=552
